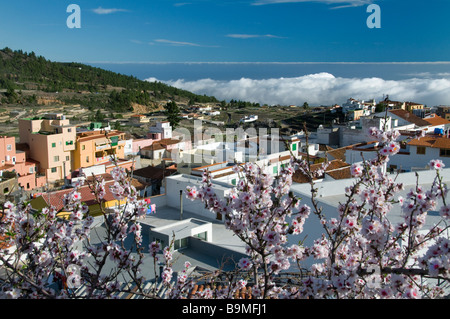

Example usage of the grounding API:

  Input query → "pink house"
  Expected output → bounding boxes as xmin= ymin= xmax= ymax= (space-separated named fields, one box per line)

xmin=0 ymin=136 xmax=46 ymax=191
xmin=132 ymin=138 xmax=158 ymax=155
xmin=140 ymin=138 xmax=192 ymax=160
xmin=132 ymin=122 xmax=175 ymax=155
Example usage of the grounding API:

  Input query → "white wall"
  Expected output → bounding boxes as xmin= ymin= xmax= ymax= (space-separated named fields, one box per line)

xmin=165 ymin=174 xmax=232 ymax=221
xmin=346 ymin=145 xmax=449 ymax=172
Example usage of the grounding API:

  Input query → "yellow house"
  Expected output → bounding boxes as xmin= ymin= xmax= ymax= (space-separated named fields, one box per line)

xmin=405 ymin=102 xmax=424 ymax=112
xmin=73 ymin=130 xmax=127 ymax=170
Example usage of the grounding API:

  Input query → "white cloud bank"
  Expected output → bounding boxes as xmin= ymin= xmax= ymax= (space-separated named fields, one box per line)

xmin=146 ymin=73 xmax=450 ymax=106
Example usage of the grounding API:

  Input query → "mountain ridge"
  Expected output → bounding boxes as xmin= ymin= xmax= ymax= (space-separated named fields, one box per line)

xmin=0 ymin=47 xmax=218 ymax=111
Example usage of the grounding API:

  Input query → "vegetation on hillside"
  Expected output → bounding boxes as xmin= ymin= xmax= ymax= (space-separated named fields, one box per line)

xmin=0 ymin=47 xmax=218 ymax=111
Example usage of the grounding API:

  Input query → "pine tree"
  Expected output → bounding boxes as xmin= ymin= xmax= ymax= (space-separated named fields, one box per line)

xmin=165 ymin=101 xmax=180 ymax=128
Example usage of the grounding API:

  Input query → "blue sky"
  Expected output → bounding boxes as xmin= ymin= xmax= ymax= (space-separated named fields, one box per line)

xmin=0 ymin=0 xmax=449 ymax=63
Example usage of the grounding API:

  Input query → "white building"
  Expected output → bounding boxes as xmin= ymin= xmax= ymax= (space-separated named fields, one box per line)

xmin=345 ymin=132 xmax=450 ymax=172
xmin=290 ymin=168 xmax=450 ymax=268
xmin=240 ymin=115 xmax=258 ymax=123
xmin=157 ymin=160 xmax=450 ymax=271
xmin=149 ymin=121 xmax=172 ymax=139
xmin=341 ymin=98 xmax=376 ymax=114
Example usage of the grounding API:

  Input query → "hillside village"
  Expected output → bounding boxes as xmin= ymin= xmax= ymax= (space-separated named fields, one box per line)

xmin=1 ymin=92 xmax=450 ymax=297
xmin=2 ymin=95 xmax=450 ymax=197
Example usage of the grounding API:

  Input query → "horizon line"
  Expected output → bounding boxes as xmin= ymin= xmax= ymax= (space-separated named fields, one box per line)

xmin=81 ymin=61 xmax=450 ymax=65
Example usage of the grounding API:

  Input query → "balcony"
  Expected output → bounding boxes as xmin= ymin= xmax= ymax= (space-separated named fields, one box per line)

xmin=96 ymin=156 xmax=108 ymax=163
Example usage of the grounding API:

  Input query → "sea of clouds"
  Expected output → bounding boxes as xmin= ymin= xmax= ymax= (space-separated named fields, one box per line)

xmin=146 ymin=72 xmax=450 ymax=107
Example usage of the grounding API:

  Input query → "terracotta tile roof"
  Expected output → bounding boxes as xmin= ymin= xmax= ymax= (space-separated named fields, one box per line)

xmin=269 ymin=155 xmax=291 ymax=164
xmin=326 ymin=167 xmax=352 ymax=180
xmin=159 ymin=138 xmax=182 ymax=146
xmin=325 ymin=143 xmax=365 ymax=161
xmin=130 ymin=178 xmax=148 ymax=190
xmin=25 ymin=159 xmax=40 ymax=165
xmin=297 ymin=152 xmax=318 ymax=160
xmin=85 ymin=173 xmax=114 ymax=182
xmin=36 ymin=180 xmax=118 ymax=212
xmin=389 ymin=109 xmax=430 ymax=127
xmin=326 ymin=148 xmax=347 ymax=161
xmin=141 ymin=138 xmax=181 ymax=152
xmin=142 ymin=144 xmax=165 ymax=151
xmin=213 ymin=170 xmax=236 ymax=179
xmin=319 ymin=144 xmax=334 ymax=152
xmin=293 ymin=159 xmax=351 ymax=183
xmin=423 ymin=115 xmax=450 ymax=126
xmin=192 ymin=162 xmax=228 ymax=171
xmin=408 ymin=135 xmax=450 ymax=149
xmin=0 ymin=164 xmax=15 ymax=171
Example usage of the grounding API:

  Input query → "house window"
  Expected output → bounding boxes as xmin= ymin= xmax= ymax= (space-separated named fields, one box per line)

xmin=273 ymin=166 xmax=278 ymax=174
xmin=416 ymin=146 xmax=426 ymax=155
xmin=174 ymin=237 xmax=188 ymax=250
xmin=29 ymin=167 xmax=34 ymax=174
xmin=66 ymin=156 xmax=70 ymax=161
xmin=292 ymin=143 xmax=297 ymax=151
xmin=82 ymin=145 xmax=85 ymax=150
xmin=195 ymin=232 xmax=207 ymax=241
xmin=52 ymin=143 xmax=56 ymax=148
xmin=86 ymin=156 xmax=90 ymax=163
xmin=6 ymin=144 xmax=12 ymax=151
xmin=51 ymin=167 xmax=57 ymax=173
xmin=440 ymin=149 xmax=450 ymax=157
xmin=54 ymin=156 xmax=59 ymax=162
xmin=231 ymin=179 xmax=236 ymax=186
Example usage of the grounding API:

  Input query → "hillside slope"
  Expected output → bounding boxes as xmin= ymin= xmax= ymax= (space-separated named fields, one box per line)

xmin=0 ymin=47 xmax=217 ymax=111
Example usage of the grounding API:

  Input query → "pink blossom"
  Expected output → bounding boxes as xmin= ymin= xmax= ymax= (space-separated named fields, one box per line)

xmin=351 ymin=163 xmax=363 ymax=177
xmin=429 ymin=159 xmax=445 ymax=170
xmin=440 ymin=205 xmax=450 ymax=219
xmin=238 ymin=257 xmax=253 ymax=270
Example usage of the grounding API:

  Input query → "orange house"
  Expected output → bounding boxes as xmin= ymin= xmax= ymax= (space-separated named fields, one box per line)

xmin=73 ymin=130 xmax=130 ymax=170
